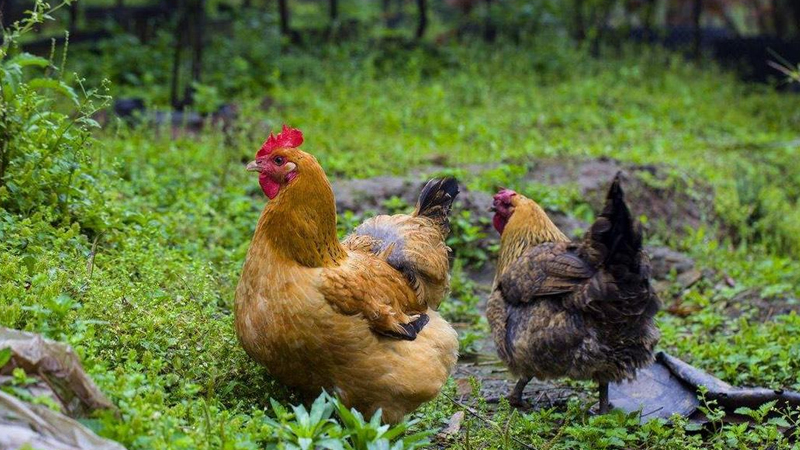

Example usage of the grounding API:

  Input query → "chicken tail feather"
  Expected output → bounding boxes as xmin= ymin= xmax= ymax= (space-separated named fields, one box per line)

xmin=587 ymin=172 xmax=642 ymax=268
xmin=414 ymin=177 xmax=460 ymax=233
xmin=580 ymin=173 xmax=659 ymax=321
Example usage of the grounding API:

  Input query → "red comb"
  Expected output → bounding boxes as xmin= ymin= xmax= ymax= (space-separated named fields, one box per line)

xmin=257 ymin=124 xmax=304 ymax=157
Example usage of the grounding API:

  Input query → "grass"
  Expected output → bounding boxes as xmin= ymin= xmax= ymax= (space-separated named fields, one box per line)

xmin=2 ymin=3 xmax=800 ymax=448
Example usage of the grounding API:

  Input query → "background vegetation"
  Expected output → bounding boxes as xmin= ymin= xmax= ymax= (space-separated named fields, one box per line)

xmin=1 ymin=0 xmax=800 ymax=448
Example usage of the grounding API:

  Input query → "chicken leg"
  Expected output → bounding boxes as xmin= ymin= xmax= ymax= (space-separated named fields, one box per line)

xmin=598 ymin=381 xmax=610 ymax=414
xmin=508 ymin=376 xmax=532 ymax=408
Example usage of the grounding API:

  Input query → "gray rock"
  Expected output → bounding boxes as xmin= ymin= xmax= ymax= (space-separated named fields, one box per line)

xmin=646 ymin=246 xmax=696 ymax=280
xmin=331 ymin=176 xmax=416 ymax=213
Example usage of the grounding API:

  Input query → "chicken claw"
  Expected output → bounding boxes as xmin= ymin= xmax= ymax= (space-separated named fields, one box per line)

xmin=377 ymin=314 xmax=430 ymax=341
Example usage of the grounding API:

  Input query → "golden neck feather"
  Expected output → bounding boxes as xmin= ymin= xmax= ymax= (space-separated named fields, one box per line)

xmin=495 ymin=198 xmax=569 ymax=279
xmin=254 ymin=153 xmax=347 ymax=268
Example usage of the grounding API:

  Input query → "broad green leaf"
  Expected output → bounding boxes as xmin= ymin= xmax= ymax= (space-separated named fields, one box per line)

xmin=0 ymin=347 xmax=12 ymax=367
xmin=316 ymin=438 xmax=346 ymax=450
xmin=27 ymin=78 xmax=79 ymax=105
xmin=7 ymin=52 xmax=49 ymax=69
xmin=298 ymin=437 xmax=313 ymax=450
xmin=768 ymin=417 xmax=791 ymax=428
xmin=369 ymin=409 xmax=382 ymax=428
xmin=76 ymin=116 xmax=101 ymax=129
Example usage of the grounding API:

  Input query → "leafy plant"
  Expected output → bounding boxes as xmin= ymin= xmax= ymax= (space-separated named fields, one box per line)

xmin=455 ymin=329 xmax=483 ymax=356
xmin=335 ymin=398 xmax=432 ymax=450
xmin=768 ymin=51 xmax=800 ymax=85
xmin=190 ymin=82 xmax=224 ymax=115
xmin=338 ymin=210 xmax=368 ymax=238
xmin=447 ymin=210 xmax=491 ymax=267
xmin=440 ymin=258 xmax=482 ymax=325
xmin=3 ymin=3 xmax=800 ymax=448
xmin=0 ymin=0 xmax=111 ymax=234
xmin=261 ymin=393 xmax=432 ymax=450
xmin=0 ymin=347 xmax=10 ymax=367
xmin=263 ymin=395 xmax=343 ymax=450
xmin=381 ymin=196 xmax=410 ymax=215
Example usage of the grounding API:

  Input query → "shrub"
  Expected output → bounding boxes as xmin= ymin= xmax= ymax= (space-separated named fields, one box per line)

xmin=0 ymin=0 xmax=111 ymax=236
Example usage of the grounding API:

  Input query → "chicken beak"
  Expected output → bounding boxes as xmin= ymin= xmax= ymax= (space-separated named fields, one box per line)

xmin=489 ymin=206 xmax=497 ymax=213
xmin=246 ymin=160 xmax=262 ymax=173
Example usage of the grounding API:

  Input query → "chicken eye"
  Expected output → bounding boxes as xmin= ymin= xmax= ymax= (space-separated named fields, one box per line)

xmin=273 ymin=156 xmax=285 ymax=166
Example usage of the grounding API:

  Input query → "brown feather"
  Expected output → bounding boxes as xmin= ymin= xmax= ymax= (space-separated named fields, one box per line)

xmin=343 ymin=213 xmax=451 ymax=310
xmin=487 ymin=178 xmax=660 ymax=386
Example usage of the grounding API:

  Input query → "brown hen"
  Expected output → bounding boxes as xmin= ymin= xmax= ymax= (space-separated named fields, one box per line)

xmin=234 ymin=126 xmax=459 ymax=423
xmin=486 ymin=174 xmax=660 ymax=413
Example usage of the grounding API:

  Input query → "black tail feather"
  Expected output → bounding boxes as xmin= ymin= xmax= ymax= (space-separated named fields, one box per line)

xmin=588 ymin=173 xmax=642 ymax=267
xmin=414 ymin=177 xmax=460 ymax=231
xmin=582 ymin=174 xmax=659 ymax=323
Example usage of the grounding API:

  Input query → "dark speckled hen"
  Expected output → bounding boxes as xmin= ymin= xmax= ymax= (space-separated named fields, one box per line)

xmin=486 ymin=174 xmax=660 ymax=413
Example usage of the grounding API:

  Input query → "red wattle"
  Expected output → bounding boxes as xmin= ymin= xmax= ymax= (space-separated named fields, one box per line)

xmin=492 ymin=214 xmax=506 ymax=235
xmin=260 ymin=176 xmax=281 ymax=199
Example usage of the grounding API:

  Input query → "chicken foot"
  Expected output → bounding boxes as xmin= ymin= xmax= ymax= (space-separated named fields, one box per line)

xmin=507 ymin=375 xmax=533 ymax=408
xmin=375 ymin=314 xmax=430 ymax=341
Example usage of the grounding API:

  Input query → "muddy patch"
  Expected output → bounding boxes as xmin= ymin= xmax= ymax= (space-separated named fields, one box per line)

xmin=723 ymin=289 xmax=800 ymax=322
xmin=525 ymin=157 xmax=716 ymax=234
xmin=332 ymin=156 xmax=715 ymax=239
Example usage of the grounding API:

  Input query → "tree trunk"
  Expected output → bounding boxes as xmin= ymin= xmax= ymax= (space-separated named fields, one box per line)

xmin=591 ymin=0 xmax=616 ymax=56
xmin=484 ymin=0 xmax=496 ymax=42
xmin=574 ymin=0 xmax=586 ymax=42
xmin=69 ymin=1 xmax=79 ymax=34
xmin=382 ymin=0 xmax=390 ymax=27
xmin=190 ymin=0 xmax=204 ymax=85
xmin=642 ymin=0 xmax=655 ymax=38
xmin=772 ymin=0 xmax=785 ymax=38
xmin=693 ymin=0 xmax=703 ymax=59
xmin=330 ymin=0 xmax=338 ymax=22
xmin=0 ymin=0 xmax=9 ymax=31
xmin=793 ymin=1 xmax=800 ymax=37
xmin=416 ymin=0 xmax=427 ymax=39
xmin=278 ymin=0 xmax=290 ymax=36
xmin=747 ymin=0 xmax=767 ymax=34
xmin=170 ymin=0 xmax=185 ymax=109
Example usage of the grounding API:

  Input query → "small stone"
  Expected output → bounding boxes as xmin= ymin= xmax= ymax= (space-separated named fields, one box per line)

xmin=435 ymin=411 xmax=465 ymax=442
xmin=456 ymin=378 xmax=473 ymax=397
xmin=676 ymin=269 xmax=703 ymax=288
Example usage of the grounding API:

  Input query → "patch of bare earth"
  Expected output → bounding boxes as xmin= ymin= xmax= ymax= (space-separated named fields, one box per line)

xmin=722 ymin=289 xmax=800 ymax=322
xmin=525 ymin=157 xmax=716 ymax=235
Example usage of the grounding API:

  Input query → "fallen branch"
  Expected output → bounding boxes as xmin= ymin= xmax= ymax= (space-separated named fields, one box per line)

xmin=658 ymin=352 xmax=800 ymax=411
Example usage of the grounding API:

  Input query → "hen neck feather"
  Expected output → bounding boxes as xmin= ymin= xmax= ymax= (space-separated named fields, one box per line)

xmin=495 ymin=199 xmax=569 ymax=280
xmin=253 ymin=157 xmax=346 ymax=268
